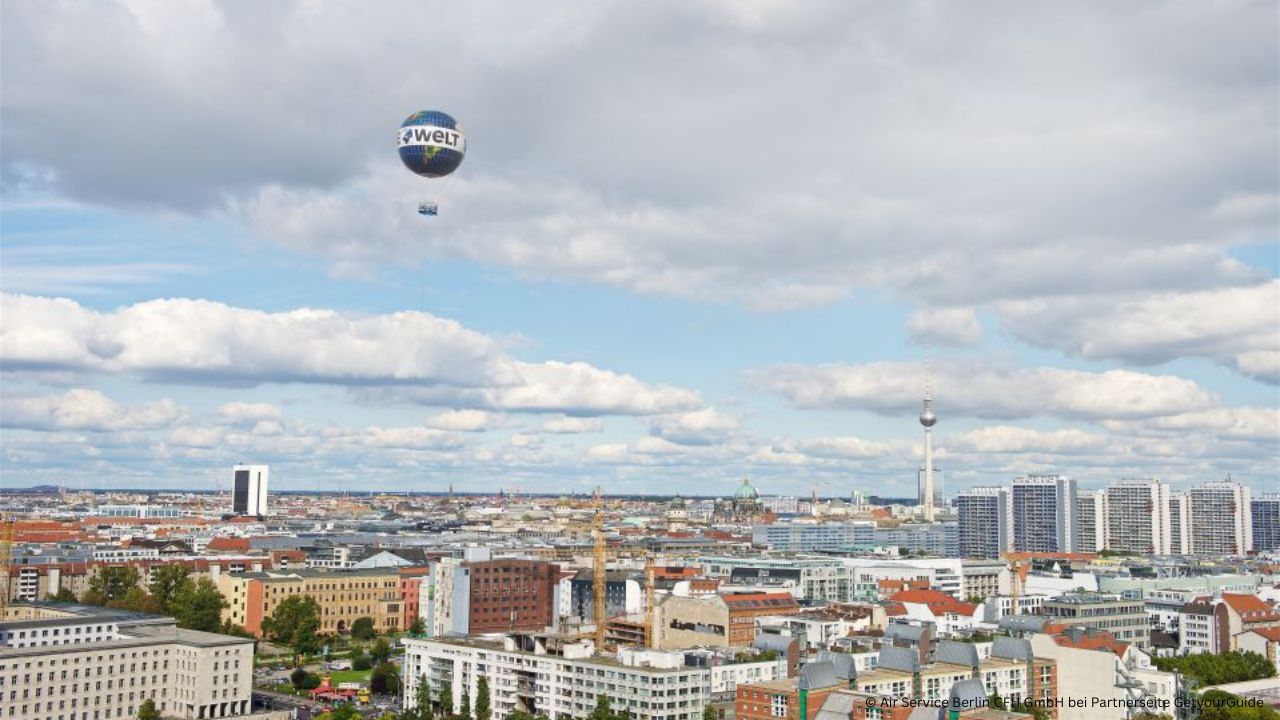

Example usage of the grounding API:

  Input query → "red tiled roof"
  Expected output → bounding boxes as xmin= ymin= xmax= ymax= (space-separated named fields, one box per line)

xmin=1222 ymin=593 xmax=1277 ymax=616
xmin=1248 ymin=626 xmax=1280 ymax=641
xmin=206 ymin=537 xmax=250 ymax=552
xmin=1052 ymin=630 xmax=1129 ymax=657
xmin=889 ymin=589 xmax=978 ymax=617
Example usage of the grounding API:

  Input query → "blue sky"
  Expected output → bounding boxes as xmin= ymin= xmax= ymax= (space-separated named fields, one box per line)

xmin=1 ymin=1 xmax=1276 ymax=496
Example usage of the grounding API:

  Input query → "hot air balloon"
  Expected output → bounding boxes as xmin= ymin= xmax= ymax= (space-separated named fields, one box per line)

xmin=397 ymin=110 xmax=466 ymax=216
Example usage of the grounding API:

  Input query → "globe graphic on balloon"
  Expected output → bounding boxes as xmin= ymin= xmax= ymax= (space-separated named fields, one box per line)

xmin=397 ymin=110 xmax=466 ymax=178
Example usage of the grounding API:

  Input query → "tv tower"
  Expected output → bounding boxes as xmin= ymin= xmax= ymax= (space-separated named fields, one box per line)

xmin=919 ymin=353 xmax=937 ymax=522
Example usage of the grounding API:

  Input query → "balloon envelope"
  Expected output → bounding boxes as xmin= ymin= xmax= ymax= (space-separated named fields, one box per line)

xmin=397 ymin=110 xmax=466 ymax=178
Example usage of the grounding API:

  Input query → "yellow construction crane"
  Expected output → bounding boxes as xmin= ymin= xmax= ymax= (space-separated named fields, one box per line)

xmin=0 ymin=515 xmax=14 ymax=614
xmin=644 ymin=551 xmax=656 ymax=648
xmin=592 ymin=486 xmax=607 ymax=652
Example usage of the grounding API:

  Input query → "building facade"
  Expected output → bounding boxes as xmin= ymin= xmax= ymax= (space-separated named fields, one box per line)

xmin=230 ymin=464 xmax=268 ymax=517
xmin=1188 ymin=481 xmax=1252 ymax=556
xmin=0 ymin=604 xmax=253 ymax=720
xmin=217 ymin=567 xmax=404 ymax=637
xmin=1075 ymin=491 xmax=1107 ymax=554
xmin=401 ymin=636 xmax=709 ymax=720
xmin=1012 ymin=475 xmax=1078 ymax=554
xmin=1252 ymin=494 xmax=1280 ymax=553
xmin=956 ymin=487 xmax=1012 ymax=560
xmin=1167 ymin=493 xmax=1191 ymax=555
xmin=1041 ymin=594 xmax=1149 ymax=650
xmin=1105 ymin=479 xmax=1171 ymax=555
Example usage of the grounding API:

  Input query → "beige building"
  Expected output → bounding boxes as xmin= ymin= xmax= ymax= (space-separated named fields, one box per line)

xmin=0 ymin=604 xmax=254 ymax=720
xmin=217 ymin=567 xmax=402 ymax=637
xmin=652 ymin=595 xmax=729 ymax=649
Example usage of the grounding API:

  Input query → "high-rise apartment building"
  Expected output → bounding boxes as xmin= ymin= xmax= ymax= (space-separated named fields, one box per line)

xmin=956 ymin=487 xmax=1013 ymax=559
xmin=1189 ymin=480 xmax=1252 ymax=556
xmin=1168 ymin=493 xmax=1191 ymax=555
xmin=1075 ymin=490 xmax=1107 ymax=553
xmin=1105 ymin=479 xmax=1172 ymax=555
xmin=1012 ymin=475 xmax=1077 ymax=553
xmin=1252 ymin=494 xmax=1280 ymax=552
xmin=230 ymin=464 xmax=268 ymax=517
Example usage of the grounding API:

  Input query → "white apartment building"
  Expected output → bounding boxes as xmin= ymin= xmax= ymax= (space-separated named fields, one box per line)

xmin=1189 ymin=481 xmax=1253 ymax=556
xmin=1029 ymin=633 xmax=1179 ymax=720
xmin=1106 ymin=479 xmax=1172 ymax=555
xmin=0 ymin=604 xmax=254 ymax=720
xmin=1168 ymin=493 xmax=1191 ymax=555
xmin=1012 ymin=475 xmax=1077 ymax=553
xmin=1075 ymin=490 xmax=1108 ymax=553
xmin=401 ymin=635 xmax=709 ymax=720
xmin=956 ymin=487 xmax=1013 ymax=560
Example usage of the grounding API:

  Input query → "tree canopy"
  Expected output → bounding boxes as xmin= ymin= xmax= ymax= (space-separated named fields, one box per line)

xmin=261 ymin=594 xmax=323 ymax=657
xmin=1153 ymin=651 xmax=1276 ymax=687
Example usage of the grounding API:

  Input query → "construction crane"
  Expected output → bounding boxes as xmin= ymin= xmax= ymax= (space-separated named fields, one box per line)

xmin=1003 ymin=552 xmax=1031 ymax=615
xmin=644 ymin=551 xmax=657 ymax=648
xmin=0 ymin=515 xmax=14 ymax=614
xmin=592 ymin=486 xmax=607 ymax=652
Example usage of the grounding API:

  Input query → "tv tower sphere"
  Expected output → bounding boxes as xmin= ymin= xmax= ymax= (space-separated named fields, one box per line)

xmin=920 ymin=399 xmax=937 ymax=428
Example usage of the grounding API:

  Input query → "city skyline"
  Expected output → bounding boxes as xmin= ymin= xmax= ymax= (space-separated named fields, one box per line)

xmin=2 ymin=2 xmax=1277 ymax=495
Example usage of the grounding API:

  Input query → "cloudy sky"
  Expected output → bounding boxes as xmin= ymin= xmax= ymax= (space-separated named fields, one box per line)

xmin=2 ymin=0 xmax=1276 ymax=497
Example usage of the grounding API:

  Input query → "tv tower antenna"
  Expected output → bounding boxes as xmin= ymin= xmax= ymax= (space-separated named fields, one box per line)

xmin=920 ymin=348 xmax=937 ymax=522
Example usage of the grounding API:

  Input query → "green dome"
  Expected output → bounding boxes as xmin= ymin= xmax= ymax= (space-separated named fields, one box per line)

xmin=734 ymin=476 xmax=759 ymax=500
xmin=670 ymin=495 xmax=686 ymax=509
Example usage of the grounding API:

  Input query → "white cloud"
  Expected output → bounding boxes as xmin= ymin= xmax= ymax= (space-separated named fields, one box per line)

xmin=2 ymin=389 xmax=185 ymax=432
xmin=1100 ymin=407 xmax=1279 ymax=442
xmin=541 ymin=416 xmax=605 ymax=434
xmin=996 ymin=281 xmax=1280 ymax=383
xmin=785 ymin=435 xmax=901 ymax=460
xmin=425 ymin=409 xmax=493 ymax=432
xmin=648 ymin=408 xmax=740 ymax=446
xmin=946 ymin=426 xmax=1114 ymax=454
xmin=907 ymin=307 xmax=982 ymax=346
xmin=747 ymin=361 xmax=1219 ymax=421
xmin=216 ymin=402 xmax=281 ymax=423
xmin=0 ymin=293 xmax=700 ymax=417
xmin=4 ymin=2 xmax=1273 ymax=310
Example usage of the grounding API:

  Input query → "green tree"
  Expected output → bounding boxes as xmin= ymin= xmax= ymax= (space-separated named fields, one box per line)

xmin=1199 ymin=690 xmax=1280 ymax=720
xmin=371 ymin=637 xmax=393 ymax=665
xmin=589 ymin=695 xmax=612 ymax=720
xmin=108 ymin=586 xmax=162 ymax=614
xmin=137 ymin=698 xmax=160 ymax=720
xmin=439 ymin=682 xmax=453 ymax=718
xmin=412 ymin=674 xmax=433 ymax=720
xmin=173 ymin=578 xmax=226 ymax=632
xmin=459 ymin=689 xmax=472 ymax=720
xmin=219 ymin=620 xmax=254 ymax=639
xmin=290 ymin=668 xmax=309 ymax=689
xmin=351 ymin=649 xmax=372 ymax=671
xmin=371 ymin=662 xmax=400 ymax=695
xmin=261 ymin=595 xmax=322 ymax=658
xmin=409 ymin=617 xmax=426 ymax=636
xmin=703 ymin=707 xmax=718 ymax=720
xmin=1153 ymin=651 xmax=1276 ymax=687
xmin=351 ymin=616 xmax=377 ymax=640
xmin=48 ymin=587 xmax=78 ymax=603
xmin=475 ymin=677 xmax=491 ymax=720
xmin=83 ymin=566 xmax=142 ymax=605
xmin=148 ymin=564 xmax=192 ymax=613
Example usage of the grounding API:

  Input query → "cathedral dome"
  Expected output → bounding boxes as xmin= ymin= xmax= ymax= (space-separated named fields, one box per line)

xmin=734 ymin=476 xmax=759 ymax=500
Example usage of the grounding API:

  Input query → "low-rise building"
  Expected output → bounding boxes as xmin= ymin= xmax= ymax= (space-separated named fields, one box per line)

xmin=401 ymin=634 xmax=709 ymax=720
xmin=0 ymin=603 xmax=254 ymax=720
xmin=217 ymin=567 xmax=404 ymax=637
xmin=1041 ymin=594 xmax=1149 ymax=650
